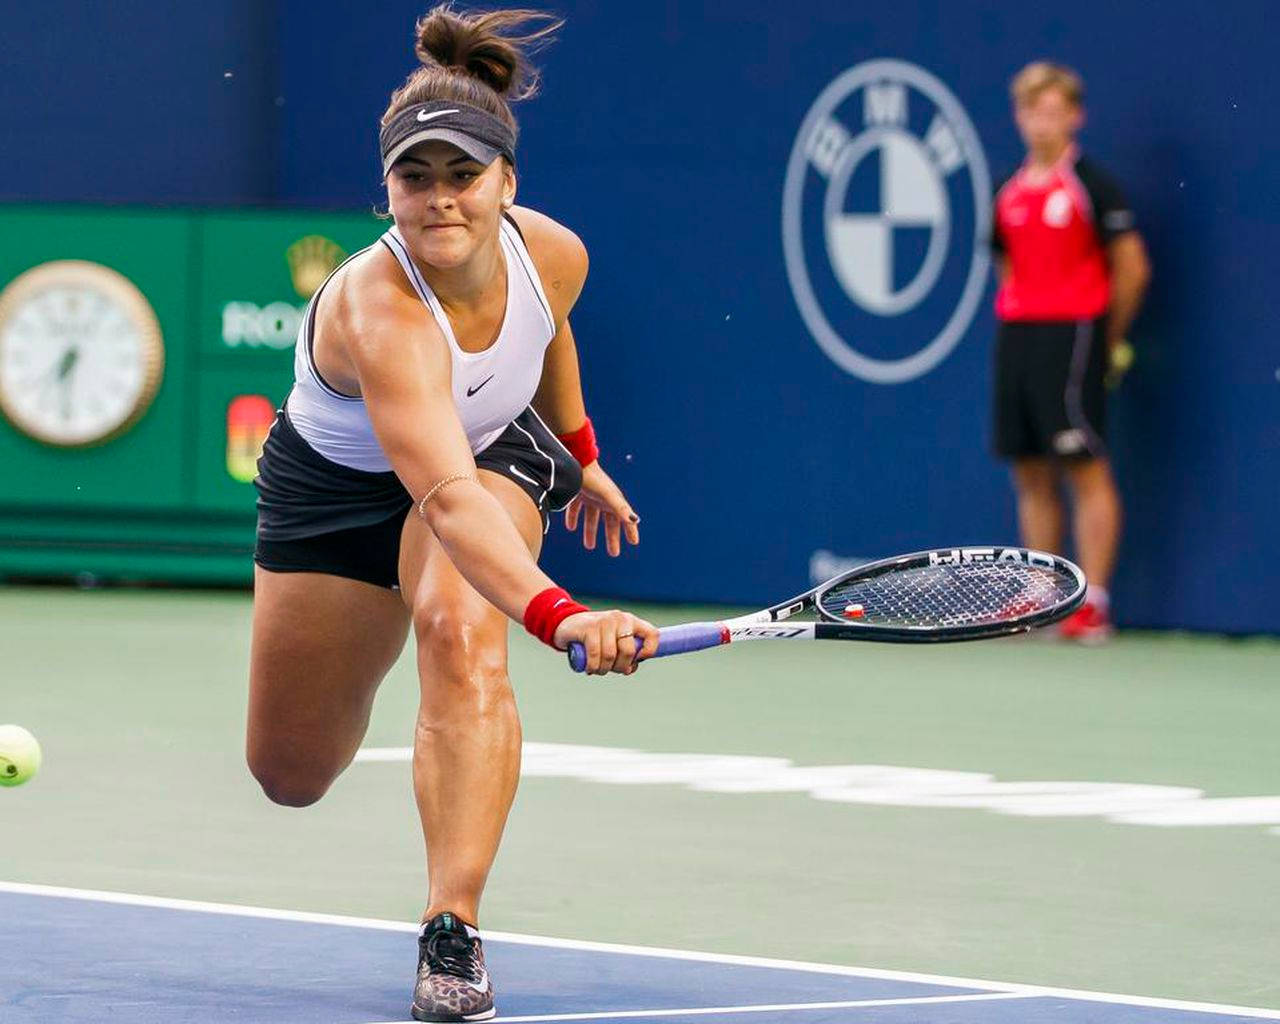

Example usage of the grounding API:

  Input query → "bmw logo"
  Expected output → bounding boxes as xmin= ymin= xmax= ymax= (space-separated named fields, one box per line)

xmin=782 ymin=60 xmax=992 ymax=384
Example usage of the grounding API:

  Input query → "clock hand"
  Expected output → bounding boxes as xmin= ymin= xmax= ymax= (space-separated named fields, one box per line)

xmin=37 ymin=345 xmax=76 ymax=388
xmin=57 ymin=346 xmax=79 ymax=380
xmin=48 ymin=347 xmax=79 ymax=422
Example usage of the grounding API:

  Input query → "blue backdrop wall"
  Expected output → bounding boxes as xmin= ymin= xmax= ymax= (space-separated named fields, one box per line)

xmin=0 ymin=2 xmax=278 ymax=205
xmin=4 ymin=2 xmax=1278 ymax=632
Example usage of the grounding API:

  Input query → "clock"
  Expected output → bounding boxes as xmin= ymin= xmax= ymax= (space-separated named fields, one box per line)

xmin=0 ymin=260 xmax=165 ymax=447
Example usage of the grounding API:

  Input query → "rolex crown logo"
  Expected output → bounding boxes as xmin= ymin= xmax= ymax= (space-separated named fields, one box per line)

xmin=286 ymin=235 xmax=346 ymax=299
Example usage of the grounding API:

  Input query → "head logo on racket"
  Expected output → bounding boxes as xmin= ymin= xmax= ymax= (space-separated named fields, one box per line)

xmin=929 ymin=547 xmax=1056 ymax=568
xmin=782 ymin=60 xmax=991 ymax=384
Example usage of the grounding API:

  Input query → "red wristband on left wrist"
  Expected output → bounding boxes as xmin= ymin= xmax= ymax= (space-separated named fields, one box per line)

xmin=557 ymin=417 xmax=599 ymax=467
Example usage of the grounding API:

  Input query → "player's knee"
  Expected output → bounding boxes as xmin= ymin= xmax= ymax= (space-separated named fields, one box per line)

xmin=246 ymin=749 xmax=333 ymax=808
xmin=254 ymin=769 xmax=331 ymax=808
xmin=1069 ymin=461 xmax=1118 ymax=499
xmin=412 ymin=604 xmax=512 ymax=718
xmin=413 ymin=602 xmax=505 ymax=676
xmin=1015 ymin=476 xmax=1059 ymax=507
xmin=1020 ymin=487 xmax=1060 ymax=512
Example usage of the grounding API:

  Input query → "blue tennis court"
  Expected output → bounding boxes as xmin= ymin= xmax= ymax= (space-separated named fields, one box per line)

xmin=3 ymin=884 xmax=1275 ymax=1024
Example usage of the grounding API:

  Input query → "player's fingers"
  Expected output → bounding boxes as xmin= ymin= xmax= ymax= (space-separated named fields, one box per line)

xmin=564 ymin=497 xmax=581 ymax=532
xmin=595 ymin=617 xmax=618 ymax=676
xmin=604 ymin=513 xmax=622 ymax=557
xmin=583 ymin=626 xmax=601 ymax=675
xmin=604 ymin=491 xmax=640 ymax=535
xmin=583 ymin=504 xmax=601 ymax=550
xmin=606 ymin=613 xmax=648 ymax=673
xmin=623 ymin=512 xmax=640 ymax=546
xmin=610 ymin=614 xmax=639 ymax=674
xmin=632 ymin=617 xmax=659 ymax=660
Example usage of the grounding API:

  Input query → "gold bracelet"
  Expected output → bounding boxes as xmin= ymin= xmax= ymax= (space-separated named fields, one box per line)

xmin=417 ymin=473 xmax=476 ymax=519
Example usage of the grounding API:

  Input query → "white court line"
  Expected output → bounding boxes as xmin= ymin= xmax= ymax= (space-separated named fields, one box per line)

xmin=3 ymin=881 xmax=1279 ymax=1020
xmin=361 ymin=991 xmax=1036 ymax=1024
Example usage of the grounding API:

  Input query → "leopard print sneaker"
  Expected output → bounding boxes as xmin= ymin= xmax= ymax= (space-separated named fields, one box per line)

xmin=411 ymin=912 xmax=495 ymax=1022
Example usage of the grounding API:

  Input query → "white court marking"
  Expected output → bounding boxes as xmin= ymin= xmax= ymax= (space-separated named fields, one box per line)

xmin=3 ymin=881 xmax=1279 ymax=1020
xmin=353 ymin=742 xmax=1280 ymax=834
xmin=363 ymin=991 xmax=1036 ymax=1023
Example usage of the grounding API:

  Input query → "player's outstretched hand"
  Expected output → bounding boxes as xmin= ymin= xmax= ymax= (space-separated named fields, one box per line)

xmin=564 ymin=462 xmax=639 ymax=557
xmin=553 ymin=609 xmax=658 ymax=676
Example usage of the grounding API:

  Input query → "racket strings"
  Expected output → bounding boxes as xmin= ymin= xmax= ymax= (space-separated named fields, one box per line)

xmin=818 ymin=563 xmax=1078 ymax=629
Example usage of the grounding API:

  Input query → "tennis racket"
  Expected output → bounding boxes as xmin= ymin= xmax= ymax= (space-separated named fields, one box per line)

xmin=568 ymin=546 xmax=1085 ymax=672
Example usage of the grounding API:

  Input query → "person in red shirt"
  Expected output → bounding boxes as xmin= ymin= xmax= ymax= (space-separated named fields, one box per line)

xmin=992 ymin=62 xmax=1150 ymax=642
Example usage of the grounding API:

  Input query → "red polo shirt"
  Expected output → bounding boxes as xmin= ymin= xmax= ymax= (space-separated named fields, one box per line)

xmin=992 ymin=147 xmax=1136 ymax=322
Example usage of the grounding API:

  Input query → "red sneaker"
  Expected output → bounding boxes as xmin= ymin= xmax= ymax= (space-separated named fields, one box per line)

xmin=1059 ymin=602 xmax=1114 ymax=644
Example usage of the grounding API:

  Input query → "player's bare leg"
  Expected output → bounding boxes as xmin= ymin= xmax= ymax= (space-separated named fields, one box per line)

xmin=1064 ymin=456 xmax=1122 ymax=590
xmin=247 ymin=568 xmax=410 ymax=806
xmin=1054 ymin=456 xmax=1121 ymax=642
xmin=1011 ymin=457 xmax=1065 ymax=554
xmin=398 ymin=470 xmax=541 ymax=926
xmin=398 ymin=471 xmax=539 ymax=1021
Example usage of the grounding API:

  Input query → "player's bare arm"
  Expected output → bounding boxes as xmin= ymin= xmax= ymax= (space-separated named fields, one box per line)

xmin=514 ymin=206 xmax=642 ymax=557
xmin=515 ymin=208 xmax=590 ymax=431
xmin=1105 ymin=231 xmax=1151 ymax=347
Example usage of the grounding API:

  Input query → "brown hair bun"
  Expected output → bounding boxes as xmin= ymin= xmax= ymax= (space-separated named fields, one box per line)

xmin=413 ymin=5 xmax=562 ymax=101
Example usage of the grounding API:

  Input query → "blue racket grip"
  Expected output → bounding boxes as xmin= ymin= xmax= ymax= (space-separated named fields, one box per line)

xmin=567 ymin=622 xmax=728 ymax=672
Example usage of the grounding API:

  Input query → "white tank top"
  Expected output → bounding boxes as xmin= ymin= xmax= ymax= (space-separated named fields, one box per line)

xmin=286 ymin=217 xmax=557 ymax=472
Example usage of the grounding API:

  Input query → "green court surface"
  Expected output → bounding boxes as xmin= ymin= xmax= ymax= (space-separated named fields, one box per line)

xmin=1 ymin=585 xmax=1277 ymax=1010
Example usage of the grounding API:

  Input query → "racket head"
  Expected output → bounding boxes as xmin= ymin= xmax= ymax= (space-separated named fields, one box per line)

xmin=813 ymin=547 xmax=1086 ymax=641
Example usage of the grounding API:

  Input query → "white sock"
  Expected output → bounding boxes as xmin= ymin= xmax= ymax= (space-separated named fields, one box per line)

xmin=1086 ymin=584 xmax=1110 ymax=611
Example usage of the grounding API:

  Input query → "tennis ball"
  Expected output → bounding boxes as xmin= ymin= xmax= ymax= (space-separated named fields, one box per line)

xmin=1106 ymin=339 xmax=1135 ymax=390
xmin=0 ymin=724 xmax=41 ymax=787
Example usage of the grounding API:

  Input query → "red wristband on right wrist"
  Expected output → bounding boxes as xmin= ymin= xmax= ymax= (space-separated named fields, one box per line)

xmin=523 ymin=586 xmax=589 ymax=648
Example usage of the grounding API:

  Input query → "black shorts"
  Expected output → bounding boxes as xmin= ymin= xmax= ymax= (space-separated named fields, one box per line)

xmin=993 ymin=317 xmax=1108 ymax=460
xmin=253 ymin=405 xmax=581 ymax=590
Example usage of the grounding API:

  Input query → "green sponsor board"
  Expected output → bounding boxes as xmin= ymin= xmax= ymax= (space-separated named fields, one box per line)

xmin=199 ymin=212 xmax=385 ymax=367
xmin=0 ymin=205 xmax=385 ymax=583
xmin=0 ymin=208 xmax=193 ymax=509
xmin=194 ymin=212 xmax=384 ymax=515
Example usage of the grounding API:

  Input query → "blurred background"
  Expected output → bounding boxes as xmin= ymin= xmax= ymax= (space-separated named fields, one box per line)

xmin=1 ymin=0 xmax=1276 ymax=632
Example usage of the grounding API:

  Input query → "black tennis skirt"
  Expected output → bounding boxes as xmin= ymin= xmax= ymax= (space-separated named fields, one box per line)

xmin=253 ymin=404 xmax=581 ymax=590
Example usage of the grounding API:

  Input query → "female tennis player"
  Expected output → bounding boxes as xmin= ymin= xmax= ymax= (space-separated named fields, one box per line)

xmin=246 ymin=8 xmax=656 ymax=1019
